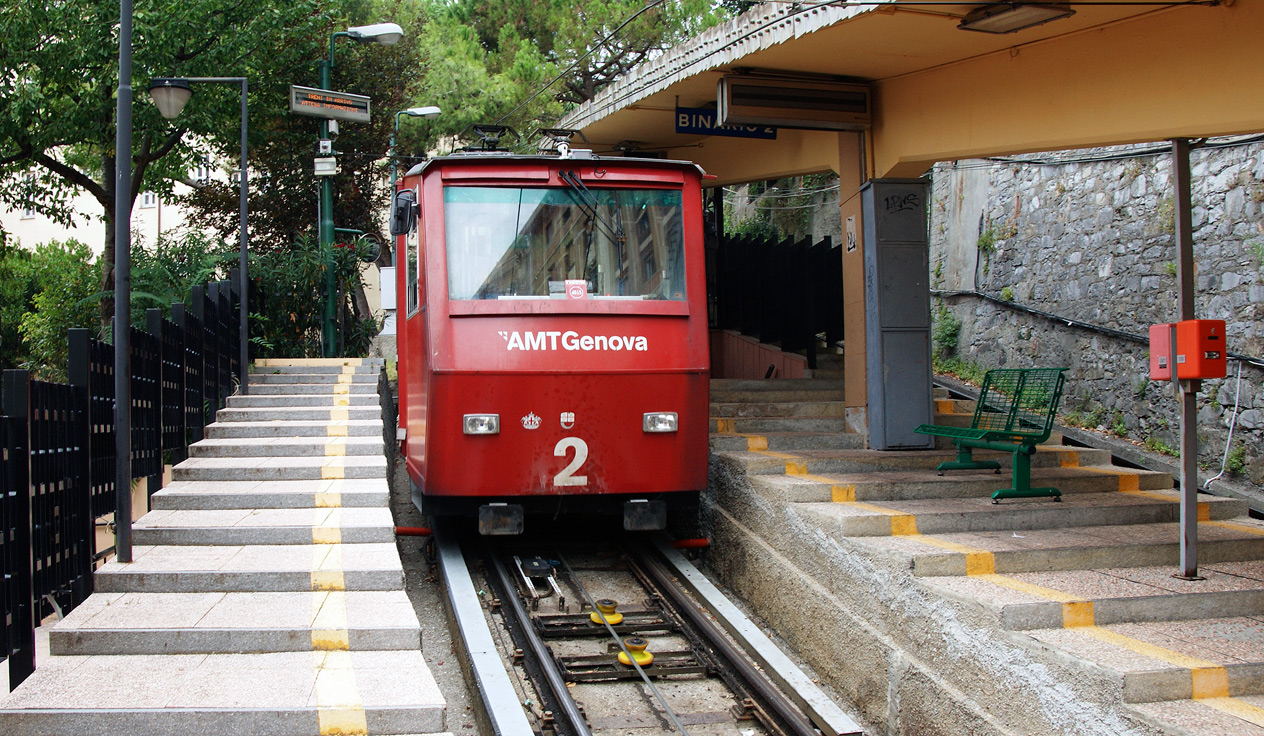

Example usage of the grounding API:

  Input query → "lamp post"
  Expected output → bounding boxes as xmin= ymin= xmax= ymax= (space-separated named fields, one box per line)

xmin=148 ymin=77 xmax=250 ymax=396
xmin=390 ymin=106 xmax=441 ymax=195
xmin=115 ymin=0 xmax=135 ymax=563
xmin=319 ymin=22 xmax=404 ymax=357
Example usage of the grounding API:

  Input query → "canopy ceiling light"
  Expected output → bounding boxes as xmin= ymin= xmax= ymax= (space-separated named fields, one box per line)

xmin=958 ymin=3 xmax=1075 ymax=33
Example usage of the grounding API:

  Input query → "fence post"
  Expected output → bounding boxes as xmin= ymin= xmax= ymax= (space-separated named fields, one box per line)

xmin=65 ymin=331 xmax=97 ymax=602
xmin=2 ymin=370 xmax=37 ymax=690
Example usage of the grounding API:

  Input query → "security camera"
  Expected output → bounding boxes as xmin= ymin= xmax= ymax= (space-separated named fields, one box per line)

xmin=327 ymin=120 xmax=340 ymax=138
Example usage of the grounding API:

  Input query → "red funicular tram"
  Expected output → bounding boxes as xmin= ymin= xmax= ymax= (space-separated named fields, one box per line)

xmin=390 ymin=135 xmax=709 ymax=534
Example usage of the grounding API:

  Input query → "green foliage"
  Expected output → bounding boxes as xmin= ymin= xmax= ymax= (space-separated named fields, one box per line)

xmin=1109 ymin=412 xmax=1128 ymax=437
xmin=130 ymin=231 xmax=233 ymax=317
xmin=932 ymin=303 xmax=961 ymax=359
xmin=1144 ymin=436 xmax=1179 ymax=457
xmin=247 ymin=235 xmax=376 ymax=359
xmin=0 ymin=0 xmax=337 ymax=326
xmin=14 ymin=240 xmax=101 ymax=380
xmin=932 ymin=356 xmax=986 ymax=385
xmin=977 ymin=228 xmax=997 ymax=254
xmin=1163 ymin=261 xmax=1178 ymax=277
xmin=0 ymin=242 xmax=36 ymax=370
xmin=999 ymin=286 xmax=1014 ymax=302
xmin=1156 ymin=195 xmax=1176 ymax=234
xmin=1135 ymin=377 xmax=1149 ymax=399
xmin=1227 ymin=443 xmax=1248 ymax=476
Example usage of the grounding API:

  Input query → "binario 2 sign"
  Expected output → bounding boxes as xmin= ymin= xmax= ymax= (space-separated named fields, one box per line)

xmin=498 ymin=330 xmax=649 ymax=352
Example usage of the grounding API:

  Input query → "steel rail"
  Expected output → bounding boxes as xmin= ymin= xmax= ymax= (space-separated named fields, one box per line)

xmin=487 ymin=546 xmax=594 ymax=736
xmin=628 ymin=544 xmax=822 ymax=736
xmin=552 ymin=549 xmax=693 ymax=735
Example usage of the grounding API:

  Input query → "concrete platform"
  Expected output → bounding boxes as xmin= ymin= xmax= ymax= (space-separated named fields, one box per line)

xmin=0 ymin=357 xmax=445 ymax=735
xmin=703 ymin=379 xmax=1264 ymax=736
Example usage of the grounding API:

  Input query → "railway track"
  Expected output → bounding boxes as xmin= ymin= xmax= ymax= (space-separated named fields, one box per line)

xmin=434 ymin=523 xmax=863 ymax=736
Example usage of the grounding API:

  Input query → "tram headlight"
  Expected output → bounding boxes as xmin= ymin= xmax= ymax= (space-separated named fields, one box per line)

xmin=642 ymin=412 xmax=678 ymax=433
xmin=463 ymin=414 xmax=500 ymax=435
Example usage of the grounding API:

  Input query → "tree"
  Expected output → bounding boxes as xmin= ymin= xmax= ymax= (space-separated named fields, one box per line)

xmin=0 ymin=0 xmax=335 ymax=328
xmin=7 ymin=239 xmax=101 ymax=380
xmin=406 ymin=0 xmax=724 ymax=154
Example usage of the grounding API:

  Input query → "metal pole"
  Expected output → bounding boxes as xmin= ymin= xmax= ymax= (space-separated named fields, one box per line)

xmin=239 ymin=78 xmax=249 ymax=394
xmin=319 ymin=57 xmax=336 ymax=357
xmin=114 ymin=0 xmax=134 ymax=564
xmin=1172 ymin=138 xmax=1202 ymax=580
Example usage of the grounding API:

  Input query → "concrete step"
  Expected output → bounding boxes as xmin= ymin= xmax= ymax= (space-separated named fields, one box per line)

xmin=711 ymin=415 xmax=851 ymax=433
xmin=214 ymin=406 xmax=383 ymax=423
xmin=932 ymin=397 xmax=977 ymax=415
xmin=172 ymin=455 xmax=387 ymax=482
xmin=792 ymin=490 xmax=1243 ymax=537
xmin=205 ymin=420 xmax=384 ymax=439
xmin=250 ymin=372 xmax=380 ymax=385
xmin=716 ymin=443 xmax=1115 ymax=477
xmin=709 ymin=401 xmax=847 ymax=418
xmin=1130 ymin=693 xmax=1264 ymax=734
xmin=151 ymin=479 xmax=390 ymax=510
xmin=132 ymin=507 xmax=395 ymax=545
xmin=236 ymin=382 xmax=379 ymax=395
xmin=227 ymin=394 xmax=381 ymax=409
xmin=253 ymin=364 xmax=383 ymax=375
xmin=190 ymin=436 xmax=384 ymax=458
xmin=1028 ymin=615 xmax=1264 ymax=703
xmin=93 ymin=543 xmax=405 ymax=593
xmin=849 ymin=518 xmax=1264 ymax=577
xmin=746 ymin=464 xmax=1174 ymax=503
xmin=49 ymin=590 xmax=420 ymax=655
xmin=710 ymin=386 xmax=847 ymax=403
xmin=0 ymin=650 xmax=444 ymax=736
xmin=710 ymin=431 xmax=866 ymax=452
xmin=923 ymin=559 xmax=1264 ymax=631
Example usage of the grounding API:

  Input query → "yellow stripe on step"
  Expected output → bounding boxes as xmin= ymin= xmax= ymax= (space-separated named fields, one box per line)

xmin=325 ymin=441 xmax=346 ymax=457
xmin=326 ymin=423 xmax=348 ymax=437
xmin=1059 ymin=450 xmax=1079 ymax=467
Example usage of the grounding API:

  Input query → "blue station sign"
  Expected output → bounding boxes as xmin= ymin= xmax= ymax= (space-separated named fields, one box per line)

xmin=674 ymin=107 xmax=776 ymax=140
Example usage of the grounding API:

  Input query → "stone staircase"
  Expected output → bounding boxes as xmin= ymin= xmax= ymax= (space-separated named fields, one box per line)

xmin=707 ymin=381 xmax=1264 ymax=735
xmin=0 ymin=358 xmax=447 ymax=736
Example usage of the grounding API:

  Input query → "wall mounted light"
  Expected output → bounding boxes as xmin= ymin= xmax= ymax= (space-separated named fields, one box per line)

xmin=958 ymin=3 xmax=1075 ymax=33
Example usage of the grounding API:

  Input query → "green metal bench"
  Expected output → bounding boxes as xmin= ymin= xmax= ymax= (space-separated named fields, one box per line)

xmin=915 ymin=367 xmax=1068 ymax=503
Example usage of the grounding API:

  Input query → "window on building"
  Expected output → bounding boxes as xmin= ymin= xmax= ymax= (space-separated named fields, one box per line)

xmin=141 ymin=191 xmax=158 ymax=208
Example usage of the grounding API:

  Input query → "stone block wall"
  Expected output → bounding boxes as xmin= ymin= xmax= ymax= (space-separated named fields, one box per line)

xmin=929 ymin=140 xmax=1264 ymax=486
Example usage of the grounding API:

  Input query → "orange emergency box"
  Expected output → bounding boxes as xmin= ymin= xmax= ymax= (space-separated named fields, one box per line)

xmin=1149 ymin=320 xmax=1227 ymax=380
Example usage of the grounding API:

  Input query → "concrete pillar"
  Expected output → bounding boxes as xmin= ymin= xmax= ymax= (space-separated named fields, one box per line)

xmin=838 ymin=131 xmax=869 ymax=434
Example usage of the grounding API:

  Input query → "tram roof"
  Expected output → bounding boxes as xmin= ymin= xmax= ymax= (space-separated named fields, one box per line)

xmin=403 ymin=152 xmax=706 ymax=180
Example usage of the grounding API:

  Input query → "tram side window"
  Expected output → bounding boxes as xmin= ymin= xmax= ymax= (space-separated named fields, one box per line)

xmin=406 ymin=188 xmax=421 ymax=315
xmin=444 ymin=186 xmax=686 ymax=301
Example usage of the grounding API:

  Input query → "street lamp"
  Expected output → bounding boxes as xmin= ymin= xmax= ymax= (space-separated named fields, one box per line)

xmin=391 ymin=106 xmax=441 ymax=195
xmin=319 ymin=22 xmax=404 ymax=357
xmin=148 ymin=76 xmax=251 ymax=397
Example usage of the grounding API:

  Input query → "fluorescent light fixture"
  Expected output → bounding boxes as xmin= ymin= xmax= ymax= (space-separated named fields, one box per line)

xmin=958 ymin=3 xmax=1074 ymax=33
xmin=314 ymin=157 xmax=338 ymax=176
xmin=643 ymin=412 xmax=679 ymax=433
xmin=463 ymin=414 xmax=500 ymax=435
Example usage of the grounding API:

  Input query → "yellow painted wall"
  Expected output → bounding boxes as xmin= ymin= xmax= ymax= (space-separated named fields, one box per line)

xmin=669 ymin=129 xmax=840 ymax=185
xmin=873 ymin=2 xmax=1264 ymax=177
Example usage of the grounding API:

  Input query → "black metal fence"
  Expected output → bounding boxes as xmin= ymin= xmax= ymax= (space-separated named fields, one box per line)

xmin=712 ymin=233 xmax=844 ymax=369
xmin=0 ymin=279 xmax=240 ymax=690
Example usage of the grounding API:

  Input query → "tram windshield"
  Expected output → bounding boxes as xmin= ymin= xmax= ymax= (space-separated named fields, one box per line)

xmin=444 ymin=186 xmax=686 ymax=301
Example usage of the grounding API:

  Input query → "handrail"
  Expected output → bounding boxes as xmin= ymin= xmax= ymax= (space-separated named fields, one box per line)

xmin=934 ymin=289 xmax=1264 ymax=370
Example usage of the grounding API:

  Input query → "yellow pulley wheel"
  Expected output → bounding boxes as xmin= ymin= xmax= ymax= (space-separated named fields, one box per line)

xmin=617 ymin=637 xmax=653 ymax=667
xmin=590 ymin=598 xmax=623 ymax=625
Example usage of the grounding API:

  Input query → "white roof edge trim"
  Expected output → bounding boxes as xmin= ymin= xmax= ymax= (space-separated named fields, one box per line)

xmin=561 ymin=0 xmax=885 ymax=130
